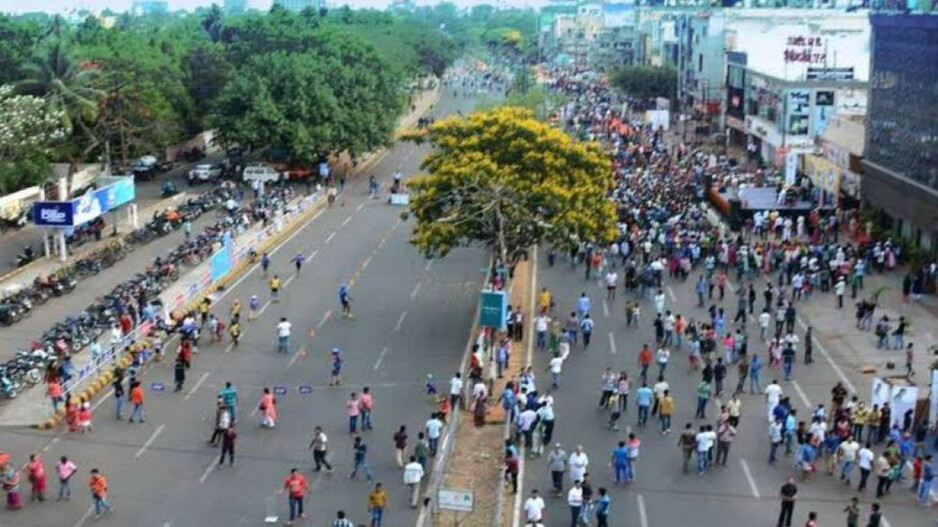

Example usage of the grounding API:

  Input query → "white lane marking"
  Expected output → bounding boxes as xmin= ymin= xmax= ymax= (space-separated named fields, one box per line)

xmin=163 ymin=523 xmax=171 ymax=527
xmin=218 ymin=204 xmax=328 ymax=301
xmin=135 ymin=423 xmax=167 ymax=459
xmin=185 ymin=372 xmax=211 ymax=400
xmin=284 ymin=275 xmax=295 ymax=287
xmin=637 ymin=494 xmax=649 ymax=527
xmin=362 ymin=255 xmax=372 ymax=270
xmin=739 ymin=459 xmax=761 ymax=498
xmin=373 ymin=346 xmax=389 ymax=371
xmin=341 ymin=215 xmax=352 ymax=227
xmin=287 ymin=349 xmax=303 ymax=368
xmin=73 ymin=505 xmax=95 ymax=527
xmin=410 ymin=282 xmax=421 ymax=300
xmin=356 ymin=202 xmax=365 ymax=212
xmin=223 ymin=342 xmax=234 ymax=354
xmin=258 ymin=300 xmax=271 ymax=316
xmin=42 ymin=436 xmax=60 ymax=452
xmin=791 ymin=380 xmax=812 ymax=409
xmin=609 ymin=332 xmax=618 ymax=355
xmin=882 ymin=517 xmax=892 ymax=527
xmin=394 ymin=310 xmax=408 ymax=332
xmin=424 ymin=259 xmax=433 ymax=272
xmin=308 ymin=249 xmax=319 ymax=260
xmin=325 ymin=231 xmax=336 ymax=244
xmin=199 ymin=458 xmax=217 ymax=483
xmin=602 ymin=300 xmax=610 ymax=318
xmin=795 ymin=317 xmax=856 ymax=393
xmin=91 ymin=388 xmax=115 ymax=413
xmin=317 ymin=310 xmax=332 ymax=328
xmin=667 ymin=285 xmax=677 ymax=303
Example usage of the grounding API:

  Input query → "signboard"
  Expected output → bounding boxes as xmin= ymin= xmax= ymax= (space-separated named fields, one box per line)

xmin=807 ymin=67 xmax=854 ymax=81
xmin=438 ymin=489 xmax=474 ymax=513
xmin=479 ymin=290 xmax=507 ymax=329
xmin=210 ymin=244 xmax=231 ymax=283
xmin=32 ymin=176 xmax=135 ymax=227
xmin=783 ymin=35 xmax=827 ymax=64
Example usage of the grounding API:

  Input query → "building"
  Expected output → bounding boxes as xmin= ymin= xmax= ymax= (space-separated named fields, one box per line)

xmin=590 ymin=2 xmax=639 ymax=72
xmin=803 ymin=114 xmax=865 ymax=207
xmin=275 ymin=0 xmax=325 ymax=13
xmin=224 ymin=0 xmax=248 ymax=14
xmin=540 ymin=0 xmax=604 ymax=70
xmin=130 ymin=1 xmax=168 ymax=15
xmin=676 ymin=9 xmax=728 ymax=134
xmin=861 ymin=13 xmax=938 ymax=249
xmin=720 ymin=10 xmax=870 ymax=181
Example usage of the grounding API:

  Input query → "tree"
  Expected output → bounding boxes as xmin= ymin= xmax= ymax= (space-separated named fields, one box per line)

xmin=405 ymin=107 xmax=617 ymax=267
xmin=610 ymin=65 xmax=677 ymax=103
xmin=0 ymin=85 xmax=66 ymax=193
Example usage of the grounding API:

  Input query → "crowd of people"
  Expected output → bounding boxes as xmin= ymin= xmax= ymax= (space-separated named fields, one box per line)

xmin=510 ymin=75 xmax=937 ymax=527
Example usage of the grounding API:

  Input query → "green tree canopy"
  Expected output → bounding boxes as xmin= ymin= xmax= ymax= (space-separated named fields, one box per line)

xmin=610 ymin=65 xmax=678 ymax=102
xmin=406 ymin=107 xmax=617 ymax=265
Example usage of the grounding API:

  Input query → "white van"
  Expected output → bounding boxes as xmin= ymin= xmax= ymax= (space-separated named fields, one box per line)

xmin=242 ymin=164 xmax=282 ymax=184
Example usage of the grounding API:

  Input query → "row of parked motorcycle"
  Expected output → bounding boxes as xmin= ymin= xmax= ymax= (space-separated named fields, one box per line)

xmin=0 ymin=184 xmax=298 ymax=399
xmin=0 ymin=190 xmax=234 ymax=328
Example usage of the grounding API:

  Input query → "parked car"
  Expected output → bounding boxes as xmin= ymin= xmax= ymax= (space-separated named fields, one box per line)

xmin=242 ymin=164 xmax=282 ymax=184
xmin=269 ymin=161 xmax=313 ymax=181
xmin=187 ymin=163 xmax=222 ymax=184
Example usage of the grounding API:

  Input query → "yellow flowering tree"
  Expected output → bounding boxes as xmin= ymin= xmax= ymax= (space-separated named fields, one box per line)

xmin=406 ymin=106 xmax=617 ymax=266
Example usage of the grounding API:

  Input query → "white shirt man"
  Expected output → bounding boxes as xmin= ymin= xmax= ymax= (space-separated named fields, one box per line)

xmin=604 ymin=271 xmax=618 ymax=288
xmin=759 ymin=311 xmax=771 ymax=335
xmin=857 ymin=444 xmax=875 ymax=472
xmin=765 ymin=381 xmax=783 ymax=421
xmin=566 ymin=483 xmax=583 ymax=508
xmin=425 ymin=416 xmax=443 ymax=440
xmin=535 ymin=314 xmax=549 ymax=334
xmin=277 ymin=319 xmax=292 ymax=338
xmin=568 ymin=448 xmax=589 ymax=482
xmin=404 ymin=458 xmax=425 ymax=508
xmin=656 ymin=347 xmax=670 ymax=367
xmin=449 ymin=375 xmax=463 ymax=397
xmin=523 ymin=491 xmax=546 ymax=524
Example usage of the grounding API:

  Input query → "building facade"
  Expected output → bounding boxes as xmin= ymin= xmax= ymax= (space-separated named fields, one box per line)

xmin=861 ymin=13 xmax=938 ymax=249
xmin=275 ymin=0 xmax=325 ymax=13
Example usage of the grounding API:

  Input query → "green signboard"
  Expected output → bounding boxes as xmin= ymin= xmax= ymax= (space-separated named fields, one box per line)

xmin=479 ymin=290 xmax=507 ymax=329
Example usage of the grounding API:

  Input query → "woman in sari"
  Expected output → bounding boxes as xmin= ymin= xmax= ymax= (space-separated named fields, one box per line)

xmin=2 ymin=462 xmax=22 ymax=510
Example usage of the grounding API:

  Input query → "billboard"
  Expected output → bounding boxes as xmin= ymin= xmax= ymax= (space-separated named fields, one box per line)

xmin=479 ymin=290 xmax=507 ymax=329
xmin=33 ymin=176 xmax=136 ymax=227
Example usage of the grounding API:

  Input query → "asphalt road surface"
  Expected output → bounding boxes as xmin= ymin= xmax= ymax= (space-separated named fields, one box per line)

xmin=0 ymin=91 xmax=488 ymax=527
xmin=518 ymin=250 xmax=931 ymax=527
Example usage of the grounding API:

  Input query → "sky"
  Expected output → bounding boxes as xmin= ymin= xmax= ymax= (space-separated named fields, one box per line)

xmin=0 ymin=0 xmax=539 ymax=15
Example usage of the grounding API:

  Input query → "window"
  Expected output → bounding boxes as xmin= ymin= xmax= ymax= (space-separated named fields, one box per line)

xmin=698 ymin=54 xmax=703 ymax=72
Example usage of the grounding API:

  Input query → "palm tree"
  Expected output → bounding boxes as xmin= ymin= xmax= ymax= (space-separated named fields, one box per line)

xmin=19 ymin=41 xmax=103 ymax=138
xmin=202 ymin=4 xmax=224 ymax=43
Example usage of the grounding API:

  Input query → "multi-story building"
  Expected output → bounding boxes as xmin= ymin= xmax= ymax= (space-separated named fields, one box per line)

xmin=590 ymin=2 xmax=639 ymax=72
xmin=223 ymin=0 xmax=248 ymax=14
xmin=275 ymin=0 xmax=325 ymax=13
xmin=540 ymin=0 xmax=604 ymax=71
xmin=861 ymin=12 xmax=938 ymax=249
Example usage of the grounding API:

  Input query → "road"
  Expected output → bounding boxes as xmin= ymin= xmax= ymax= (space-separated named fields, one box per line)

xmin=0 ymin=91 xmax=488 ymax=527
xmin=517 ymin=252 xmax=931 ymax=527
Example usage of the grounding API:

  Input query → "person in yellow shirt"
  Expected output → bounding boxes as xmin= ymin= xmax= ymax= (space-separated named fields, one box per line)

xmin=367 ymin=482 xmax=388 ymax=527
xmin=659 ymin=390 xmax=674 ymax=434
xmin=538 ymin=287 xmax=553 ymax=314
xmin=269 ymin=275 xmax=281 ymax=303
xmin=866 ymin=405 xmax=881 ymax=445
xmin=852 ymin=402 xmax=868 ymax=442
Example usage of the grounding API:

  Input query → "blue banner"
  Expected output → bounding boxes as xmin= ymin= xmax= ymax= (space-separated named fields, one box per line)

xmin=32 ymin=177 xmax=136 ymax=227
xmin=479 ymin=290 xmax=507 ymax=329
xmin=210 ymin=243 xmax=231 ymax=283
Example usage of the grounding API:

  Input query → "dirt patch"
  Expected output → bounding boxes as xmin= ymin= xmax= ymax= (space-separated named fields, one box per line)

xmin=431 ymin=260 xmax=532 ymax=527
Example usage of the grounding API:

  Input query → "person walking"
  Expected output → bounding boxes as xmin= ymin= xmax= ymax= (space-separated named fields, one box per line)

xmin=392 ymin=426 xmax=408 ymax=468
xmin=403 ymin=456 xmax=424 ymax=508
xmin=173 ymin=355 xmax=186 ymax=392
xmin=281 ymin=468 xmax=308 ymax=526
xmin=113 ymin=371 xmax=125 ymax=420
xmin=220 ymin=381 xmax=238 ymax=423
xmin=347 ymin=392 xmax=361 ymax=434
xmin=523 ymin=489 xmax=546 ymax=526
xmin=567 ymin=480 xmax=583 ymax=527
xmin=548 ymin=443 xmax=567 ymax=497
xmin=276 ymin=317 xmax=292 ymax=353
xmin=678 ymin=423 xmax=696 ymax=473
xmin=917 ymin=454 xmax=934 ymax=506
xmin=56 ymin=456 xmax=77 ymax=501
xmin=219 ymin=423 xmax=236 ymax=467
xmin=595 ymin=487 xmax=610 ymax=527
xmin=425 ymin=413 xmax=444 ymax=456
xmin=259 ymin=388 xmax=277 ymax=429
xmin=636 ymin=382 xmax=653 ymax=426
xmin=716 ymin=419 xmax=737 ymax=466
xmin=777 ymin=476 xmax=798 ymax=527
xmin=349 ymin=436 xmax=374 ymax=480
xmin=309 ymin=426 xmax=334 ymax=473
xmin=867 ymin=503 xmax=883 ymax=527
xmin=611 ymin=441 xmax=630 ymax=483
xmin=659 ymin=390 xmax=674 ymax=435
xmin=27 ymin=454 xmax=46 ymax=502
xmin=367 ymin=482 xmax=388 ymax=527
xmin=843 ymin=496 xmax=860 ymax=527
xmin=360 ymin=387 xmax=375 ymax=431
xmin=128 ymin=379 xmax=145 ymax=423
xmin=88 ymin=468 xmax=112 ymax=519
xmin=695 ymin=379 xmax=711 ymax=420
